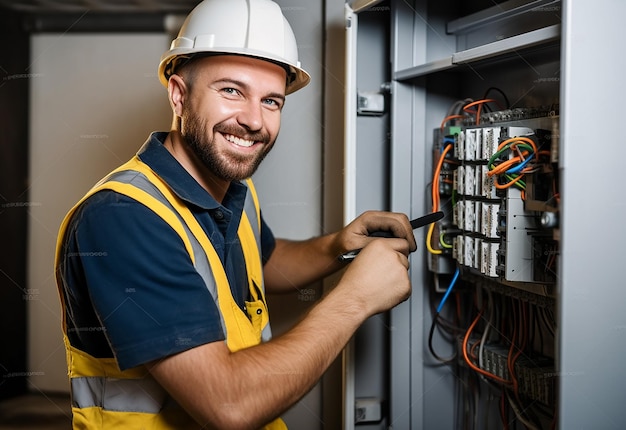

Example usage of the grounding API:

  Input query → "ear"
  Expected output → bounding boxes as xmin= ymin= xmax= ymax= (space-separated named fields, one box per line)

xmin=167 ymin=74 xmax=187 ymax=118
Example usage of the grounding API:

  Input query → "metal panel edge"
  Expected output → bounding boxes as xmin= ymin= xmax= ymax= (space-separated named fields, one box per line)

xmin=343 ymin=5 xmax=358 ymax=429
xmin=558 ymin=0 xmax=626 ymax=428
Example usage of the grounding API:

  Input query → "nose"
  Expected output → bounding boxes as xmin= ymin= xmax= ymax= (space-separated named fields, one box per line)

xmin=236 ymin=100 xmax=263 ymax=132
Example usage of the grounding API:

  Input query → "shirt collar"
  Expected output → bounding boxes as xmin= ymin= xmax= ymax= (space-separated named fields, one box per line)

xmin=136 ymin=132 xmax=247 ymax=211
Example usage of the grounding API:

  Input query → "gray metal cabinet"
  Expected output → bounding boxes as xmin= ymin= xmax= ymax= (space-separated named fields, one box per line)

xmin=344 ymin=1 xmax=626 ymax=428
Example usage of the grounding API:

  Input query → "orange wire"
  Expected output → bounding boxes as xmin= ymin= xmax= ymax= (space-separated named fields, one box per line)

xmin=497 ymin=136 xmax=538 ymax=154
xmin=494 ymin=175 xmax=525 ymax=189
xmin=487 ymin=151 xmax=532 ymax=176
xmin=462 ymin=98 xmax=503 ymax=125
xmin=427 ymin=144 xmax=453 ymax=255
xmin=440 ymin=114 xmax=465 ymax=130
xmin=501 ymin=392 xmax=509 ymax=430
xmin=462 ymin=308 xmax=512 ymax=385
xmin=462 ymin=98 xmax=501 ymax=113
xmin=432 ymin=144 xmax=453 ymax=212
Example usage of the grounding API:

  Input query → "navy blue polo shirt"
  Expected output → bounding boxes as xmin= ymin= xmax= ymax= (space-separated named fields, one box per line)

xmin=58 ymin=132 xmax=276 ymax=370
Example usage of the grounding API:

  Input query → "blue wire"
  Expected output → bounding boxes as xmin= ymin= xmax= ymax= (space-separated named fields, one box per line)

xmin=436 ymin=267 xmax=460 ymax=313
xmin=443 ymin=137 xmax=456 ymax=146
xmin=505 ymin=153 xmax=534 ymax=174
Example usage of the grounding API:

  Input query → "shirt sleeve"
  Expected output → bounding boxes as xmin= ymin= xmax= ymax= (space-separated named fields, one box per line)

xmin=259 ymin=211 xmax=276 ymax=265
xmin=70 ymin=190 xmax=225 ymax=370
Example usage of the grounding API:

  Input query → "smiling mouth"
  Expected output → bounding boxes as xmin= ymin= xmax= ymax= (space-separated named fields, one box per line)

xmin=223 ymin=133 xmax=255 ymax=148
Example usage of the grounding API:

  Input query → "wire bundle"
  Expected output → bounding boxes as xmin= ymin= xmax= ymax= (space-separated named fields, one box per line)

xmin=487 ymin=136 xmax=543 ymax=194
xmin=429 ymin=285 xmax=557 ymax=429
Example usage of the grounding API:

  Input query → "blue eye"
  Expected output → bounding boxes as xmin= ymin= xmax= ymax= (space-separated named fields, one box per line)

xmin=263 ymin=98 xmax=283 ymax=109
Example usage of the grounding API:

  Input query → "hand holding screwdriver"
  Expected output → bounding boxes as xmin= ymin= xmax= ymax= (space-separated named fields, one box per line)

xmin=338 ymin=211 xmax=444 ymax=261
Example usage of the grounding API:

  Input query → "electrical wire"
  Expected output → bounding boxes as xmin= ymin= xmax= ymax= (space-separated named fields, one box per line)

xmin=426 ymin=223 xmax=441 ymax=255
xmin=494 ymin=174 xmax=526 ymax=190
xmin=439 ymin=232 xmax=453 ymax=249
xmin=507 ymin=301 xmax=522 ymax=398
xmin=432 ymin=143 xmax=453 ymax=212
xmin=507 ymin=299 xmax=543 ymax=430
xmin=427 ymin=275 xmax=467 ymax=365
xmin=478 ymin=289 xmax=494 ymax=372
xmin=428 ymin=282 xmax=465 ymax=334
xmin=483 ymin=87 xmax=511 ymax=109
xmin=427 ymin=311 xmax=457 ymax=364
xmin=440 ymin=114 xmax=466 ymax=130
xmin=462 ymin=308 xmax=512 ymax=385
xmin=436 ymin=268 xmax=460 ymax=313
xmin=427 ymin=142 xmax=453 ymax=255
xmin=501 ymin=392 xmax=509 ymax=430
xmin=505 ymin=390 xmax=540 ymax=430
xmin=487 ymin=136 xmax=538 ymax=191
xmin=505 ymin=153 xmax=534 ymax=174
xmin=462 ymin=98 xmax=504 ymax=124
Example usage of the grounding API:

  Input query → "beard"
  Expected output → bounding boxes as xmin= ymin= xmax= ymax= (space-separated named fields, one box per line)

xmin=180 ymin=107 xmax=275 ymax=182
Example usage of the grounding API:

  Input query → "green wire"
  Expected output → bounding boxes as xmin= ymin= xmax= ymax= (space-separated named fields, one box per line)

xmin=503 ymin=174 xmax=526 ymax=190
xmin=440 ymin=232 xmax=453 ymax=249
xmin=487 ymin=143 xmax=534 ymax=172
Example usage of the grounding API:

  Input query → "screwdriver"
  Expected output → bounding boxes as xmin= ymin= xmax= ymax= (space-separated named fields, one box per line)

xmin=338 ymin=211 xmax=444 ymax=261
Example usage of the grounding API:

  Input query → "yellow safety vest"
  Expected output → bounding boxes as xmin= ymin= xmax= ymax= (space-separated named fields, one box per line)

xmin=55 ymin=156 xmax=287 ymax=429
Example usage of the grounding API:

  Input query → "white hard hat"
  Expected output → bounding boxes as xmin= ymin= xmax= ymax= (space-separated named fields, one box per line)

xmin=158 ymin=0 xmax=311 ymax=94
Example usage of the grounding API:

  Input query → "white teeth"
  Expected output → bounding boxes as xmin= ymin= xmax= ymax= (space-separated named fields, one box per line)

xmin=224 ymin=134 xmax=254 ymax=148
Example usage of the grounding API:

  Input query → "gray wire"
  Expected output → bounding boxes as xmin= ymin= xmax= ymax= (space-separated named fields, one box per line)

xmin=478 ymin=289 xmax=494 ymax=371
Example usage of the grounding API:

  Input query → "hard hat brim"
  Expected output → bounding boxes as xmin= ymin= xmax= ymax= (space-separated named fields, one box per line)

xmin=159 ymin=49 xmax=311 ymax=95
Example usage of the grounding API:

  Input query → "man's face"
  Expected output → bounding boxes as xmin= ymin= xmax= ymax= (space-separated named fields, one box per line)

xmin=179 ymin=55 xmax=287 ymax=182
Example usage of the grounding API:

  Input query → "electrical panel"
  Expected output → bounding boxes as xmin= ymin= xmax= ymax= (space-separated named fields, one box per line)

xmin=427 ymin=106 xmax=560 ymax=427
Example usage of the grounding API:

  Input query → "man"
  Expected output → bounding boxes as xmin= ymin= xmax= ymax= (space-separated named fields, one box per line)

xmin=54 ymin=0 xmax=416 ymax=428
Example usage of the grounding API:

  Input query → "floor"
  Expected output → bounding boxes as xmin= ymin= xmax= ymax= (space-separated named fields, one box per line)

xmin=0 ymin=392 xmax=71 ymax=430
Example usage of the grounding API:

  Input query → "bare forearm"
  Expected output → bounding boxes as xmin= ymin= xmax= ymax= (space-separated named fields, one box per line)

xmin=263 ymin=236 xmax=346 ymax=293
xmin=150 ymin=285 xmax=365 ymax=429
xmin=230 ymin=287 xmax=364 ymax=424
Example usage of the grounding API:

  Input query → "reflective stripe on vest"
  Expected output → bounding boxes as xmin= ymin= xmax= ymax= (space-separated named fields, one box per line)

xmin=71 ymin=376 xmax=166 ymax=413
xmin=54 ymin=155 xmax=284 ymax=429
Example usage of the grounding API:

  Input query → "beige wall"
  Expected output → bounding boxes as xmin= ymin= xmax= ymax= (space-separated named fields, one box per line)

xmin=28 ymin=33 xmax=172 ymax=393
